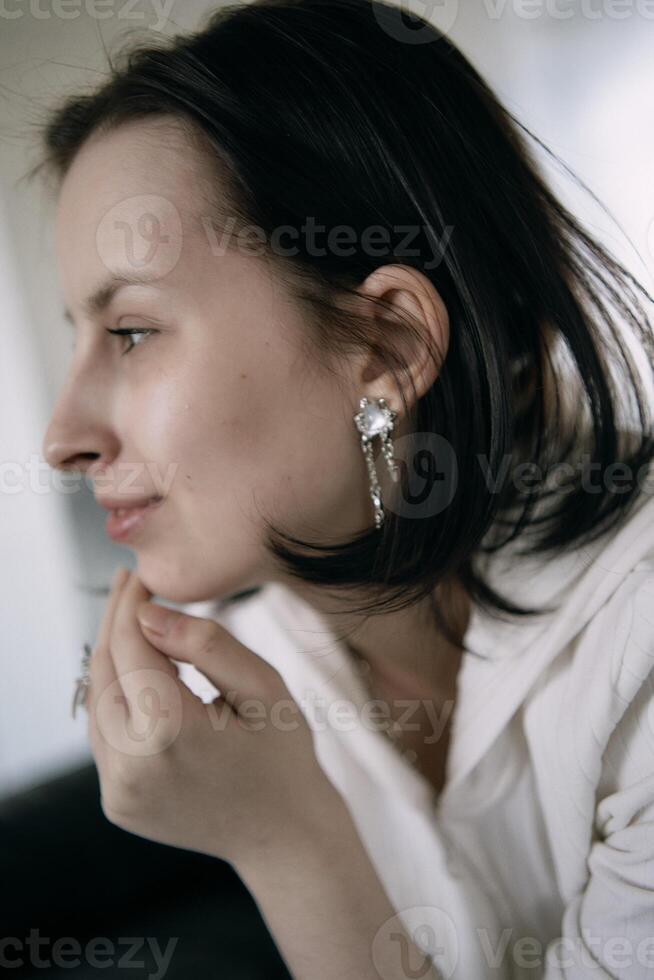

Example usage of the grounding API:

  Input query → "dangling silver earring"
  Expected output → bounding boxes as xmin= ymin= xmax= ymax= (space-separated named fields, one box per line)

xmin=353 ymin=396 xmax=400 ymax=529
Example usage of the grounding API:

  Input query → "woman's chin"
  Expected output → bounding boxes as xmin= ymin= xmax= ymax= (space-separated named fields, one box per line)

xmin=132 ymin=560 xmax=260 ymax=607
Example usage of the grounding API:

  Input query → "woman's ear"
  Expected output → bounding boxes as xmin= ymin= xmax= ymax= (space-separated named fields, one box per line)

xmin=351 ymin=264 xmax=450 ymax=417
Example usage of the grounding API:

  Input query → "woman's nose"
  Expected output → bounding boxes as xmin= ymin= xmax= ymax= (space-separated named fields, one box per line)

xmin=42 ymin=409 xmax=118 ymax=478
xmin=42 ymin=439 xmax=101 ymax=476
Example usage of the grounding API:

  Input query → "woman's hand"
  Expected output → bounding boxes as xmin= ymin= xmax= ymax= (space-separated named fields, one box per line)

xmin=85 ymin=567 xmax=341 ymax=869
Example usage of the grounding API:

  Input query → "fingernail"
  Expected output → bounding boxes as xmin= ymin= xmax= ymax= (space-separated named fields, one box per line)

xmin=137 ymin=601 xmax=179 ymax=636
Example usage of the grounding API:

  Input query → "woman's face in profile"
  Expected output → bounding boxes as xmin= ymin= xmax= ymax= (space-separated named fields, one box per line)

xmin=43 ymin=116 xmax=370 ymax=604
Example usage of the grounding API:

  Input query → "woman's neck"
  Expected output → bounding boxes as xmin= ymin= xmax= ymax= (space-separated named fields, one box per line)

xmin=284 ymin=576 xmax=471 ymax=696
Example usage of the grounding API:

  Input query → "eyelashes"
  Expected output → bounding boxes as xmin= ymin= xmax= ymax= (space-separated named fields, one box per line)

xmin=105 ymin=327 xmax=158 ymax=355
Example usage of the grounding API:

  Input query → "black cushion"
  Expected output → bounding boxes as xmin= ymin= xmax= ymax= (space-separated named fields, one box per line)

xmin=0 ymin=762 xmax=292 ymax=978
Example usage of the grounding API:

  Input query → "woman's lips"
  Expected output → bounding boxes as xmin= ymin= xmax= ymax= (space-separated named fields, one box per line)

xmin=105 ymin=498 xmax=164 ymax=543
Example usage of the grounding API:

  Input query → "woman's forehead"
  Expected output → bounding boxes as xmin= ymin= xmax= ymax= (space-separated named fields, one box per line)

xmin=57 ymin=118 xmax=210 ymax=239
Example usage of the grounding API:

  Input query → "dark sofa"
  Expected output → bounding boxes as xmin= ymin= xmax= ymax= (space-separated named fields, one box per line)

xmin=0 ymin=762 xmax=292 ymax=979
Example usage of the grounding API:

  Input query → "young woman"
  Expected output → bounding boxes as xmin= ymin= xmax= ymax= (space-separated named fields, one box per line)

xmin=35 ymin=0 xmax=654 ymax=976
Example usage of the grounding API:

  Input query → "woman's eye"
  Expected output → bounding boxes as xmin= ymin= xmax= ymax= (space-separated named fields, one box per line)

xmin=105 ymin=327 xmax=157 ymax=356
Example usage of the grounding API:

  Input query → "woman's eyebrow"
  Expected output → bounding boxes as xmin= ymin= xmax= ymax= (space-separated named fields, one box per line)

xmin=63 ymin=271 xmax=162 ymax=325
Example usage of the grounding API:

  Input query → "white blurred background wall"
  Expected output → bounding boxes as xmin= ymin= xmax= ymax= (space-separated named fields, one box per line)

xmin=1 ymin=0 xmax=653 ymax=798
xmin=0 ymin=188 xmax=90 ymax=793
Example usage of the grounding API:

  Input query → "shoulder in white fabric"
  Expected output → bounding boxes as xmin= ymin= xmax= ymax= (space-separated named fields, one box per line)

xmin=521 ymin=563 xmax=654 ymax=978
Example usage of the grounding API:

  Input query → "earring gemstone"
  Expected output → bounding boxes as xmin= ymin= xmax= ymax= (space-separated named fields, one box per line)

xmin=354 ymin=397 xmax=396 ymax=439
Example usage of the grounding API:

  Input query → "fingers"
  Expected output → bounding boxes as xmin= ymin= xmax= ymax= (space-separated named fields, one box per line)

xmin=88 ymin=567 xmax=130 ymax=717
xmin=109 ymin=571 xmax=178 ymax=679
xmin=89 ymin=570 xmax=190 ymax=757
xmin=135 ymin=604 xmax=286 ymax=714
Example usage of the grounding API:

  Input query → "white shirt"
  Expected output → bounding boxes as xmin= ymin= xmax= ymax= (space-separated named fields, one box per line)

xmin=180 ymin=482 xmax=654 ymax=979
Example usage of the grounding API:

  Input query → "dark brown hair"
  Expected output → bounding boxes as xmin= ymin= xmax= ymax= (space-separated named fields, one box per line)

xmin=29 ymin=0 xmax=654 ymax=652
